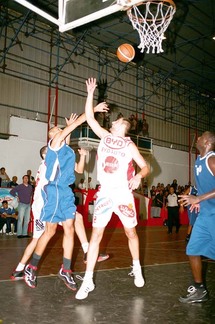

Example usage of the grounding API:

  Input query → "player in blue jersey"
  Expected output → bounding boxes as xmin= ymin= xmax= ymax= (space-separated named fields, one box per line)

xmin=179 ymin=131 xmax=215 ymax=303
xmin=23 ymin=103 xmax=108 ymax=290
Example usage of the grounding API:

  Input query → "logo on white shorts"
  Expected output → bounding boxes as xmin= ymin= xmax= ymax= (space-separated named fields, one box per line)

xmin=94 ymin=197 xmax=113 ymax=215
xmin=118 ymin=204 xmax=135 ymax=218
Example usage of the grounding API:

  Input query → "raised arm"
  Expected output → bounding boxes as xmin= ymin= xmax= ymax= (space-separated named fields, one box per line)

xmin=85 ymin=78 xmax=109 ymax=139
xmin=51 ymin=102 xmax=108 ymax=148
xmin=75 ymin=148 xmax=87 ymax=174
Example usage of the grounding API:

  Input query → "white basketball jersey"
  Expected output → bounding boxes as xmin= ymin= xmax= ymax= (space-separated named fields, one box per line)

xmin=97 ymin=134 xmax=135 ymax=189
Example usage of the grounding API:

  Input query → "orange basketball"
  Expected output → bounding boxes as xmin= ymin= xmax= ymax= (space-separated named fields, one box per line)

xmin=117 ymin=43 xmax=135 ymax=63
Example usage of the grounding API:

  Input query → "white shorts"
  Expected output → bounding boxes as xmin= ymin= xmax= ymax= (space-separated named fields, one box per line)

xmin=32 ymin=200 xmax=45 ymax=239
xmin=92 ymin=187 xmax=137 ymax=229
xmin=32 ymin=217 xmax=45 ymax=239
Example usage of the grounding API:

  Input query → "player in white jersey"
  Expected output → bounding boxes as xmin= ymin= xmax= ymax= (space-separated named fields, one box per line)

xmin=179 ymin=131 xmax=215 ymax=303
xmin=11 ymin=145 xmax=48 ymax=280
xmin=76 ymin=78 xmax=150 ymax=300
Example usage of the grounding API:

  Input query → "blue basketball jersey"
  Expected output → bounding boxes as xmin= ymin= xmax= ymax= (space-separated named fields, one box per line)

xmin=194 ymin=151 xmax=215 ymax=216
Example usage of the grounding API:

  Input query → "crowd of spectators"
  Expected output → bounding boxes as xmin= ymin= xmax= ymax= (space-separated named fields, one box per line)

xmin=149 ymin=179 xmax=191 ymax=207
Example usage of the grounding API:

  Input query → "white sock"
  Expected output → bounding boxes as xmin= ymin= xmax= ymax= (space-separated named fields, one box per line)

xmin=82 ymin=242 xmax=89 ymax=253
xmin=16 ymin=263 xmax=25 ymax=271
xmin=84 ymin=271 xmax=93 ymax=282
xmin=133 ymin=260 xmax=141 ymax=269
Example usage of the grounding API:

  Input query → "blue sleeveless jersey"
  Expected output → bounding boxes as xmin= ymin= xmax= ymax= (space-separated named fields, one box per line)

xmin=45 ymin=141 xmax=76 ymax=186
xmin=194 ymin=151 xmax=215 ymax=216
xmin=40 ymin=141 xmax=76 ymax=223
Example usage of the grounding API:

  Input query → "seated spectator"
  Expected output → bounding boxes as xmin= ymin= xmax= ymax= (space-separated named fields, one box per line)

xmin=0 ymin=209 xmax=7 ymax=233
xmin=7 ymin=176 xmax=18 ymax=188
xmin=0 ymin=167 xmax=10 ymax=187
xmin=0 ymin=200 xmax=17 ymax=235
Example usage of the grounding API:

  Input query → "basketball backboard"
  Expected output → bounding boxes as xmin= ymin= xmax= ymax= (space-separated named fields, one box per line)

xmin=14 ymin=0 xmax=143 ymax=32
xmin=59 ymin=0 xmax=143 ymax=32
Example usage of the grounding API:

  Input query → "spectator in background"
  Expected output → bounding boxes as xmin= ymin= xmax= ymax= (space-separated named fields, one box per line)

xmin=7 ymin=176 xmax=18 ymax=188
xmin=129 ymin=114 xmax=137 ymax=135
xmin=10 ymin=175 xmax=33 ymax=238
xmin=0 ymin=210 xmax=7 ymax=233
xmin=171 ymin=179 xmax=178 ymax=193
xmin=27 ymin=170 xmax=36 ymax=188
xmin=87 ymin=177 xmax=93 ymax=189
xmin=155 ymin=189 xmax=164 ymax=208
xmin=138 ymin=118 xmax=149 ymax=137
xmin=78 ymin=178 xmax=85 ymax=190
xmin=166 ymin=186 xmax=180 ymax=234
xmin=0 ymin=200 xmax=17 ymax=235
xmin=150 ymin=185 xmax=156 ymax=198
xmin=142 ymin=180 xmax=148 ymax=197
xmin=0 ymin=167 xmax=10 ymax=187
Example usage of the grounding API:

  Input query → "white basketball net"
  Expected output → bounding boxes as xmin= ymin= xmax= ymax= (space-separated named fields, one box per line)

xmin=127 ymin=1 xmax=176 ymax=54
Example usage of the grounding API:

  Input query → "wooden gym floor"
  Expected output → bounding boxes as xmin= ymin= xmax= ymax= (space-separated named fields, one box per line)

xmin=0 ymin=225 xmax=214 ymax=324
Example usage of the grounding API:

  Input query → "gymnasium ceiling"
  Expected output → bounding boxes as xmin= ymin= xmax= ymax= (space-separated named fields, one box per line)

xmin=2 ymin=0 xmax=215 ymax=98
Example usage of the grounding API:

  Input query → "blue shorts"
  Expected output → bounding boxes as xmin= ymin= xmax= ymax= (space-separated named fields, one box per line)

xmin=41 ymin=184 xmax=76 ymax=223
xmin=187 ymin=208 xmax=198 ymax=226
xmin=186 ymin=215 xmax=215 ymax=260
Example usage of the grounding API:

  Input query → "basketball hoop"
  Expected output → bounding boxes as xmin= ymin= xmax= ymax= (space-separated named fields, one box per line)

xmin=126 ymin=0 xmax=176 ymax=54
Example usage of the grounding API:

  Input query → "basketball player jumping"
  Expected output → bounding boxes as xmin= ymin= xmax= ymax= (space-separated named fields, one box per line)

xmin=76 ymin=77 xmax=150 ymax=300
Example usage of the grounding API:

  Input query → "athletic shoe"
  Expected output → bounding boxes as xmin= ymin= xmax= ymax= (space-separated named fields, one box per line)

xmin=75 ymin=280 xmax=95 ymax=300
xmin=97 ymin=253 xmax=109 ymax=262
xmin=128 ymin=266 xmax=145 ymax=288
xmin=83 ymin=253 xmax=110 ymax=264
xmin=24 ymin=264 xmax=37 ymax=288
xmin=58 ymin=266 xmax=77 ymax=291
xmin=179 ymin=285 xmax=208 ymax=303
xmin=6 ymin=232 xmax=13 ymax=235
xmin=10 ymin=270 xmax=24 ymax=280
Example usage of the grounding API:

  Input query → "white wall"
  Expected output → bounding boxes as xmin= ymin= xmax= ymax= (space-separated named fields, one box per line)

xmin=0 ymin=116 xmax=196 ymax=187
xmin=0 ymin=116 xmax=47 ymax=183
xmin=149 ymin=145 xmax=196 ymax=187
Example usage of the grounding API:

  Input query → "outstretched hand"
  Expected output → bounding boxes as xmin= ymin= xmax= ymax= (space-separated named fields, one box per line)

xmin=65 ymin=113 xmax=79 ymax=126
xmin=86 ymin=78 xmax=97 ymax=94
xmin=94 ymin=102 xmax=109 ymax=113
xmin=178 ymin=194 xmax=200 ymax=207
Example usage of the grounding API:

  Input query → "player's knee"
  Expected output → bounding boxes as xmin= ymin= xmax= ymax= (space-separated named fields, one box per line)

xmin=125 ymin=228 xmax=137 ymax=240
